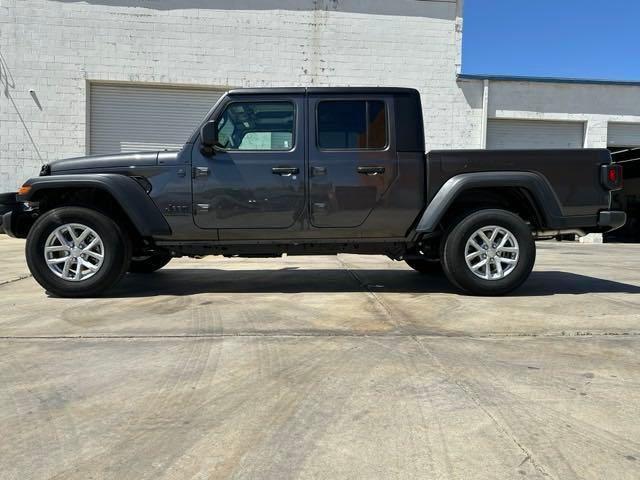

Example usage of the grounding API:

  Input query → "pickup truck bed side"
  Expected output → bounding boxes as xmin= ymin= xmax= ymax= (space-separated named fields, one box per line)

xmin=418 ymin=147 xmax=617 ymax=234
xmin=428 ymin=149 xmax=611 ymax=217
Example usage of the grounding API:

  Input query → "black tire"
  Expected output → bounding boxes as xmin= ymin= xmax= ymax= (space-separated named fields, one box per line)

xmin=26 ymin=207 xmax=132 ymax=297
xmin=441 ymin=209 xmax=536 ymax=296
xmin=405 ymin=258 xmax=443 ymax=275
xmin=128 ymin=253 xmax=172 ymax=274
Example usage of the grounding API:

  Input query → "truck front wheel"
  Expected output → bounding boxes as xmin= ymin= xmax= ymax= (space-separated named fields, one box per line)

xmin=26 ymin=207 xmax=132 ymax=297
xmin=441 ymin=209 xmax=535 ymax=296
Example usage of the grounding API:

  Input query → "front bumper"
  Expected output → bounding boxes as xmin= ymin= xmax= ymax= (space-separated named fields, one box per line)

xmin=0 ymin=192 xmax=19 ymax=237
xmin=598 ymin=210 xmax=627 ymax=232
xmin=0 ymin=211 xmax=11 ymax=236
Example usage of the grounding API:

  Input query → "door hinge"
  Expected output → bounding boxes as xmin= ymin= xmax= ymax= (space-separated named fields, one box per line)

xmin=192 ymin=167 xmax=210 ymax=178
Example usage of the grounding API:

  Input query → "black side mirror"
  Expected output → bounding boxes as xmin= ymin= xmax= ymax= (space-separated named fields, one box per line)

xmin=200 ymin=121 xmax=218 ymax=156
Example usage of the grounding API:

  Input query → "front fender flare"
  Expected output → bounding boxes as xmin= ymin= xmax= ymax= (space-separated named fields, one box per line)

xmin=416 ymin=171 xmax=564 ymax=233
xmin=19 ymin=174 xmax=171 ymax=237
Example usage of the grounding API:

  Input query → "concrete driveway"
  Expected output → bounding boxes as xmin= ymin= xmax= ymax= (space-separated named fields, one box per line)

xmin=1 ymin=236 xmax=639 ymax=479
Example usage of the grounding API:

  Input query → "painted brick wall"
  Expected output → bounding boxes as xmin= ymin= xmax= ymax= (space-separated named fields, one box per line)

xmin=0 ymin=0 xmax=479 ymax=190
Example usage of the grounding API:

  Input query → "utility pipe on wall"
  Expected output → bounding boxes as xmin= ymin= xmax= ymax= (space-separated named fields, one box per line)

xmin=481 ymin=79 xmax=489 ymax=149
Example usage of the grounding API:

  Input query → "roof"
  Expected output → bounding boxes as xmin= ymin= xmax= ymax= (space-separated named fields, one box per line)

xmin=458 ymin=73 xmax=640 ymax=88
xmin=227 ymin=87 xmax=419 ymax=96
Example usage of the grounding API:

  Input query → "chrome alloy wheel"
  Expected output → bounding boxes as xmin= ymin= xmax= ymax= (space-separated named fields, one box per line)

xmin=44 ymin=223 xmax=105 ymax=282
xmin=464 ymin=225 xmax=519 ymax=281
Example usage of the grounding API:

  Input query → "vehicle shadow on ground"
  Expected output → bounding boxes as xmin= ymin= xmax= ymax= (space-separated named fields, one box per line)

xmin=101 ymin=269 xmax=640 ymax=298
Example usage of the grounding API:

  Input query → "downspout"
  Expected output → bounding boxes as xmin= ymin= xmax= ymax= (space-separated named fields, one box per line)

xmin=480 ymin=79 xmax=489 ymax=148
xmin=454 ymin=0 xmax=464 ymax=74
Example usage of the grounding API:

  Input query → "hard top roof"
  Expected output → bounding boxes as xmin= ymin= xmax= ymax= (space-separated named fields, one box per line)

xmin=227 ymin=87 xmax=419 ymax=96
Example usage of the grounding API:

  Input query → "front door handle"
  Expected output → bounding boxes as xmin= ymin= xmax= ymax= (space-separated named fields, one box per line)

xmin=272 ymin=167 xmax=300 ymax=176
xmin=192 ymin=166 xmax=210 ymax=178
xmin=357 ymin=166 xmax=385 ymax=176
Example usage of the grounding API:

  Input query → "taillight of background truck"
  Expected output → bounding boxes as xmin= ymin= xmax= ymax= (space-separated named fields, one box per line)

xmin=602 ymin=163 xmax=624 ymax=191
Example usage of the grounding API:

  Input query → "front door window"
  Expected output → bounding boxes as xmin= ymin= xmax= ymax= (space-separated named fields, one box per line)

xmin=216 ymin=102 xmax=295 ymax=151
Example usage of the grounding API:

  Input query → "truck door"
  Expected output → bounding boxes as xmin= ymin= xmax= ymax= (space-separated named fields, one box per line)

xmin=191 ymin=95 xmax=306 ymax=230
xmin=308 ymin=94 xmax=398 ymax=228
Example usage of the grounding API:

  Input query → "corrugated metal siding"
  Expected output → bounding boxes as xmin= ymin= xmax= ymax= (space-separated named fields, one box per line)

xmin=487 ymin=119 xmax=584 ymax=150
xmin=608 ymin=123 xmax=640 ymax=147
xmin=89 ymin=84 xmax=226 ymax=154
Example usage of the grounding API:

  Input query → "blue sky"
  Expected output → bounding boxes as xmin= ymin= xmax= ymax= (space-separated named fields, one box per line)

xmin=462 ymin=0 xmax=640 ymax=81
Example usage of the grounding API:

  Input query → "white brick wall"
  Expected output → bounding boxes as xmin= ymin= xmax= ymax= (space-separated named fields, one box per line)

xmin=0 ymin=0 xmax=473 ymax=190
xmin=5 ymin=1 xmax=639 ymax=194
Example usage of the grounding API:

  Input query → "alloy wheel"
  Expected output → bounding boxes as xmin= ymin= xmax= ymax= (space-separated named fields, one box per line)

xmin=464 ymin=225 xmax=520 ymax=280
xmin=44 ymin=223 xmax=105 ymax=282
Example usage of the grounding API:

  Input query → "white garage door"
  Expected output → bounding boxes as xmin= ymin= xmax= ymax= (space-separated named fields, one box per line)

xmin=608 ymin=123 xmax=640 ymax=147
xmin=89 ymin=84 xmax=226 ymax=155
xmin=487 ymin=119 xmax=584 ymax=150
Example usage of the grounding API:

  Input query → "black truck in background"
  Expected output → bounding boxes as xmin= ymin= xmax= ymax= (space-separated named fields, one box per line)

xmin=0 ymin=87 xmax=626 ymax=297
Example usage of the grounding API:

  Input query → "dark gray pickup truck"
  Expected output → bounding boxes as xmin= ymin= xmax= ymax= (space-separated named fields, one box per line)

xmin=0 ymin=87 xmax=626 ymax=297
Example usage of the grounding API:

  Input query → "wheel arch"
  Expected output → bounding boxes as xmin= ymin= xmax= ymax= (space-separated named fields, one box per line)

xmin=18 ymin=175 xmax=171 ymax=239
xmin=416 ymin=172 xmax=564 ymax=234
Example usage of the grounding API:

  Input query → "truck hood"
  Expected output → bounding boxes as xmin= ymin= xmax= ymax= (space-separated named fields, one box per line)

xmin=48 ymin=151 xmax=164 ymax=173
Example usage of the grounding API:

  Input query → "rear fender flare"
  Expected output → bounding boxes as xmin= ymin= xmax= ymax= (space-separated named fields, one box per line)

xmin=416 ymin=171 xmax=564 ymax=233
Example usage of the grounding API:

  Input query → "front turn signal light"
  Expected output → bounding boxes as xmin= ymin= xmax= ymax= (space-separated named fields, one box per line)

xmin=17 ymin=185 xmax=32 ymax=196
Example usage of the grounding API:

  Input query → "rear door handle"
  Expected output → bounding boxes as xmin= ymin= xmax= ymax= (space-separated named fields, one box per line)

xmin=311 ymin=166 xmax=327 ymax=177
xmin=272 ymin=167 xmax=300 ymax=176
xmin=357 ymin=166 xmax=385 ymax=176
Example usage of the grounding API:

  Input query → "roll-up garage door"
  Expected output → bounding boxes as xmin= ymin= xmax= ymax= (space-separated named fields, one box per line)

xmin=487 ymin=119 xmax=584 ymax=150
xmin=608 ymin=123 xmax=640 ymax=147
xmin=89 ymin=84 xmax=226 ymax=155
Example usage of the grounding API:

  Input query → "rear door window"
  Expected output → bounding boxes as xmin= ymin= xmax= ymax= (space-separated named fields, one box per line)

xmin=317 ymin=100 xmax=387 ymax=150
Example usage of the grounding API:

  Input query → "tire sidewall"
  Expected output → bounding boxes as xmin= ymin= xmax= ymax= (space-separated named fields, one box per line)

xmin=26 ymin=207 xmax=131 ymax=297
xmin=443 ymin=209 xmax=536 ymax=295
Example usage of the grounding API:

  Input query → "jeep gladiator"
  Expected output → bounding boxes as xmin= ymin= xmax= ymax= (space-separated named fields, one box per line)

xmin=0 ymin=87 xmax=626 ymax=297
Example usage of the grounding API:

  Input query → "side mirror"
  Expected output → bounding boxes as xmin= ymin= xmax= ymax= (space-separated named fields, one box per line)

xmin=201 ymin=121 xmax=218 ymax=146
xmin=200 ymin=121 xmax=218 ymax=156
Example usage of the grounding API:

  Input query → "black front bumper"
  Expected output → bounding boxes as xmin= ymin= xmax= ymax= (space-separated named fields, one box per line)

xmin=0 ymin=192 xmax=19 ymax=237
xmin=598 ymin=210 xmax=627 ymax=232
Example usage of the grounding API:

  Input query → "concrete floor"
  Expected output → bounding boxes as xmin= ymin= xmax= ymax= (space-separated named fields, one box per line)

xmin=1 ymin=236 xmax=639 ymax=479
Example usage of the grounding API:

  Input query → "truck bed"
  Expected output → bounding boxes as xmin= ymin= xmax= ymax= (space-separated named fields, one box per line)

xmin=427 ymin=148 xmax=612 ymax=224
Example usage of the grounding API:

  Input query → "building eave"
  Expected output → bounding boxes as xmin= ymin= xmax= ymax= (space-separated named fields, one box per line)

xmin=458 ymin=73 xmax=640 ymax=88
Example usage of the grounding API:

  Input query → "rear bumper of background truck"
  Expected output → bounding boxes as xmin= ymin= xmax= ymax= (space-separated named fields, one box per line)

xmin=598 ymin=210 xmax=627 ymax=232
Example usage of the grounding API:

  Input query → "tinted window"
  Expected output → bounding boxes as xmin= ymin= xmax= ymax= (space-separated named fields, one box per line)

xmin=318 ymin=100 xmax=387 ymax=149
xmin=216 ymin=102 xmax=295 ymax=151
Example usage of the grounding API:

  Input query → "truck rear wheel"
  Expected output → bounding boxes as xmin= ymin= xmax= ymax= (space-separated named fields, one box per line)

xmin=26 ymin=207 xmax=131 ymax=297
xmin=441 ymin=209 xmax=535 ymax=296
